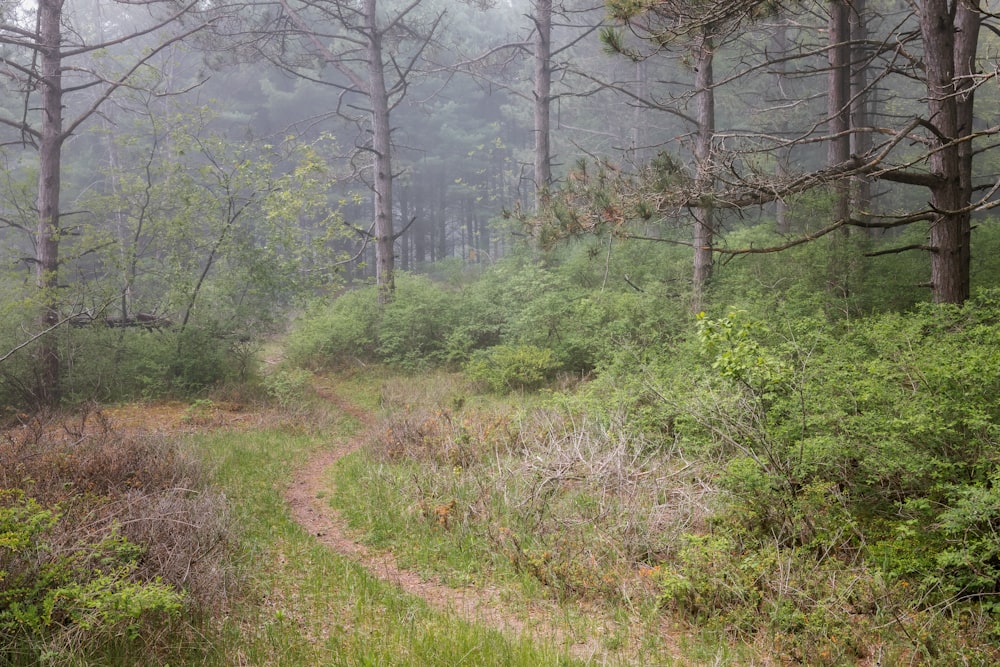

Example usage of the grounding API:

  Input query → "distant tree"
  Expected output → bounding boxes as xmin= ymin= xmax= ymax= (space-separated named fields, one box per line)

xmin=602 ymin=0 xmax=774 ymax=309
xmin=258 ymin=0 xmax=445 ymax=304
xmin=451 ymin=1 xmax=608 ymax=211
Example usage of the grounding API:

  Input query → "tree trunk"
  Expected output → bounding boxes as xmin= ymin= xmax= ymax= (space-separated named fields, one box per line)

xmin=920 ymin=0 xmax=978 ymax=304
xmin=691 ymin=32 xmax=714 ymax=312
xmin=365 ymin=0 xmax=395 ymax=305
xmin=533 ymin=0 xmax=552 ymax=211
xmin=773 ymin=24 xmax=791 ymax=234
xmin=34 ymin=0 xmax=65 ymax=404
xmin=828 ymin=0 xmax=851 ymax=223
xmin=630 ymin=58 xmax=648 ymax=165
xmin=849 ymin=0 xmax=873 ymax=223
xmin=827 ymin=0 xmax=853 ymax=299
xmin=398 ymin=183 xmax=410 ymax=271
xmin=414 ymin=199 xmax=426 ymax=265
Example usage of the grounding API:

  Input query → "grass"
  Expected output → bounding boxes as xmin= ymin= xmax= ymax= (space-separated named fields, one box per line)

xmin=185 ymin=396 xmax=583 ymax=666
xmin=322 ymin=370 xmax=706 ymax=665
xmin=318 ymin=368 xmax=1000 ymax=666
xmin=19 ymin=362 xmax=975 ymax=665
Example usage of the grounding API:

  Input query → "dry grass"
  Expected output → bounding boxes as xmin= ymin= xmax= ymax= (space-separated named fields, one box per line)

xmin=365 ymin=381 xmax=714 ymax=607
xmin=0 ymin=405 xmax=238 ymax=617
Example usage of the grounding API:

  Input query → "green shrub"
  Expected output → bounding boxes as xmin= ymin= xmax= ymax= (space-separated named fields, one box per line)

xmin=465 ymin=345 xmax=559 ymax=393
xmin=0 ymin=489 xmax=185 ymax=655
xmin=285 ymin=285 xmax=381 ymax=368
xmin=0 ymin=414 xmax=236 ymax=663
xmin=677 ymin=293 xmax=1000 ymax=617
xmin=263 ymin=367 xmax=314 ymax=408
xmin=377 ymin=274 xmax=460 ymax=370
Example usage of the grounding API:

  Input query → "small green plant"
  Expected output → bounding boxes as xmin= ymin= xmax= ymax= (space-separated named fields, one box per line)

xmin=464 ymin=344 xmax=559 ymax=393
xmin=0 ymin=490 xmax=185 ymax=652
xmin=264 ymin=367 xmax=314 ymax=408
xmin=182 ymin=398 xmax=216 ymax=424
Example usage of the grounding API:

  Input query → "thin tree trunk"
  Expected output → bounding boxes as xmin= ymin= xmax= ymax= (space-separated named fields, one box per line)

xmin=631 ymin=59 xmax=648 ymax=165
xmin=437 ymin=171 xmax=447 ymax=259
xmin=414 ymin=199 xmax=426 ymax=264
xmin=691 ymin=32 xmax=714 ymax=312
xmin=828 ymin=0 xmax=851 ymax=223
xmin=533 ymin=0 xmax=552 ymax=211
xmin=827 ymin=0 xmax=853 ymax=299
xmin=774 ymin=24 xmax=791 ymax=234
xmin=849 ymin=0 xmax=873 ymax=223
xmin=398 ymin=183 xmax=410 ymax=271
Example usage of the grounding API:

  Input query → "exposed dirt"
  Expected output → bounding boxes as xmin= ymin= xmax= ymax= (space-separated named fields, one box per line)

xmin=283 ymin=380 xmax=612 ymax=662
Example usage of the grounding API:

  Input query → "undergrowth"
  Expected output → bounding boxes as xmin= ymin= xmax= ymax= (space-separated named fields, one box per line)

xmin=0 ymin=407 xmax=235 ymax=665
xmin=322 ymin=286 xmax=1000 ymax=666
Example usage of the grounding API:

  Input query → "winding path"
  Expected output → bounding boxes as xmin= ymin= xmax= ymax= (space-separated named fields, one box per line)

xmin=282 ymin=381 xmax=607 ymax=662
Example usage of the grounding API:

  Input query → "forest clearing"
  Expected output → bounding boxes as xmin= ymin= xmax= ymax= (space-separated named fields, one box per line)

xmin=5 ymin=303 xmax=1000 ymax=666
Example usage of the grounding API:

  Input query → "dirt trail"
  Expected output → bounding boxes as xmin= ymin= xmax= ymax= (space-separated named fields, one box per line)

xmin=282 ymin=380 xmax=607 ymax=662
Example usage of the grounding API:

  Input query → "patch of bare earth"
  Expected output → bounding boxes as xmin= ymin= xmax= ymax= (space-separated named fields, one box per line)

xmin=284 ymin=382 xmax=625 ymax=663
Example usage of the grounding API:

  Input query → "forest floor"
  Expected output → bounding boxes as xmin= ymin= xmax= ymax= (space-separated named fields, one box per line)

xmin=96 ymin=376 xmax=668 ymax=663
xmin=281 ymin=376 xmax=633 ymax=663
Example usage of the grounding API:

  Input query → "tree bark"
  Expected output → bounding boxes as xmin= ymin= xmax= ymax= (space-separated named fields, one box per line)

xmin=920 ymin=0 xmax=978 ymax=304
xmin=533 ymin=0 xmax=552 ymax=211
xmin=827 ymin=0 xmax=851 ymax=224
xmin=773 ymin=23 xmax=791 ymax=234
xmin=34 ymin=0 xmax=65 ymax=404
xmin=849 ymin=0 xmax=873 ymax=223
xmin=691 ymin=32 xmax=714 ymax=312
xmin=826 ymin=0 xmax=853 ymax=299
xmin=364 ymin=0 xmax=396 ymax=305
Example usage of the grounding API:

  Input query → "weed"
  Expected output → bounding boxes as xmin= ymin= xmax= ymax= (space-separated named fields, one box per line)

xmin=182 ymin=398 xmax=216 ymax=424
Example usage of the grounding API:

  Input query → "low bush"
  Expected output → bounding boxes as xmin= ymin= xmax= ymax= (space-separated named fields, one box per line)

xmin=464 ymin=344 xmax=559 ymax=393
xmin=285 ymin=286 xmax=381 ymax=369
xmin=0 ymin=409 xmax=236 ymax=663
xmin=344 ymin=384 xmax=709 ymax=606
xmin=287 ymin=258 xmax=687 ymax=377
xmin=621 ymin=292 xmax=1000 ymax=660
xmin=348 ymin=287 xmax=1000 ymax=661
xmin=377 ymin=275 xmax=461 ymax=370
